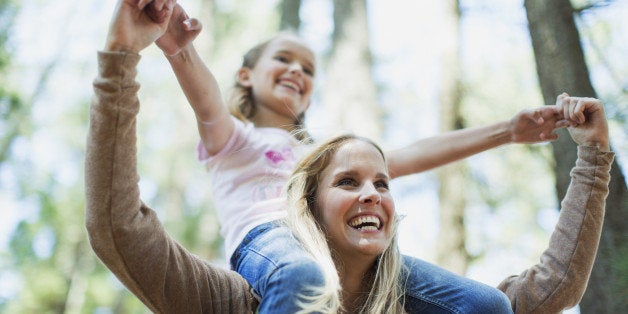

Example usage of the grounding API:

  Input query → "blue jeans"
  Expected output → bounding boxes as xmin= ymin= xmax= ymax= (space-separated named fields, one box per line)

xmin=231 ymin=221 xmax=513 ymax=314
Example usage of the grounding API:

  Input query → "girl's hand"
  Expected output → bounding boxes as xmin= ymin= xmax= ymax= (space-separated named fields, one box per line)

xmin=509 ymin=105 xmax=566 ymax=143
xmin=557 ymin=93 xmax=610 ymax=151
xmin=156 ymin=4 xmax=202 ymax=56
xmin=104 ymin=0 xmax=175 ymax=53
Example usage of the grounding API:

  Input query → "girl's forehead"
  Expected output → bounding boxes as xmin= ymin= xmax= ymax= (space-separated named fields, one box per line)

xmin=265 ymin=38 xmax=316 ymax=60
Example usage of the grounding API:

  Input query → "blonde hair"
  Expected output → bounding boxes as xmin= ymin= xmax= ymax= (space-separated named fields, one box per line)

xmin=284 ymin=134 xmax=406 ymax=313
xmin=228 ymin=32 xmax=314 ymax=143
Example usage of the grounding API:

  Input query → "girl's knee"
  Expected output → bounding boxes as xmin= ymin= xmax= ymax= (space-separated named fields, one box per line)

xmin=473 ymin=288 xmax=512 ymax=313
xmin=278 ymin=259 xmax=324 ymax=285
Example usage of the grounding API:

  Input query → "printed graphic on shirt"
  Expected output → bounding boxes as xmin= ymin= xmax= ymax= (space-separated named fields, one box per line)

xmin=264 ymin=148 xmax=295 ymax=169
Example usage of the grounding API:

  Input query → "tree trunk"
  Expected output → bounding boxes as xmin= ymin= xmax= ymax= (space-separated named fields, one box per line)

xmin=321 ymin=0 xmax=382 ymax=141
xmin=435 ymin=0 xmax=470 ymax=275
xmin=279 ymin=0 xmax=301 ymax=31
xmin=524 ymin=0 xmax=628 ymax=312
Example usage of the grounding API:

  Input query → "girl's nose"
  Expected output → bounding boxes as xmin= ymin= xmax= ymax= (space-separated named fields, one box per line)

xmin=358 ymin=184 xmax=381 ymax=205
xmin=288 ymin=62 xmax=303 ymax=75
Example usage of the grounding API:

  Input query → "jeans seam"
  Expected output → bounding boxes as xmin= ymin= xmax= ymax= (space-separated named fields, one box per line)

xmin=404 ymin=293 xmax=459 ymax=314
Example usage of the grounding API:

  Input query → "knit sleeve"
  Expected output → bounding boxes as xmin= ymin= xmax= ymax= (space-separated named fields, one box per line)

xmin=85 ymin=51 xmax=258 ymax=313
xmin=497 ymin=146 xmax=614 ymax=313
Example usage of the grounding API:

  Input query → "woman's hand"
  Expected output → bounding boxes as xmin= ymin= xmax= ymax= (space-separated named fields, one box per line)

xmin=104 ymin=0 xmax=175 ymax=53
xmin=557 ymin=93 xmax=610 ymax=151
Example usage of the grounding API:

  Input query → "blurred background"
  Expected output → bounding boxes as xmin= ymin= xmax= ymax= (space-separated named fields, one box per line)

xmin=0 ymin=0 xmax=626 ymax=313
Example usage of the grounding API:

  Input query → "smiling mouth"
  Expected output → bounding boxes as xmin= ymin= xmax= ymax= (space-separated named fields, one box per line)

xmin=348 ymin=215 xmax=382 ymax=231
xmin=278 ymin=80 xmax=301 ymax=94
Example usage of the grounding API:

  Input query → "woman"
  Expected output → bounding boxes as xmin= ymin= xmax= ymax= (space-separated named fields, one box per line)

xmin=281 ymin=94 xmax=612 ymax=312
xmin=85 ymin=0 xmax=614 ymax=312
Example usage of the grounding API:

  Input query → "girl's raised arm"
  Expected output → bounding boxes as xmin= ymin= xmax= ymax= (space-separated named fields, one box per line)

xmin=386 ymin=105 xmax=564 ymax=178
xmin=156 ymin=4 xmax=234 ymax=156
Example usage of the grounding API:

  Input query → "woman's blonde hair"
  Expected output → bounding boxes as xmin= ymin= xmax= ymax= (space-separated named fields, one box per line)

xmin=227 ymin=32 xmax=313 ymax=143
xmin=284 ymin=134 xmax=406 ymax=313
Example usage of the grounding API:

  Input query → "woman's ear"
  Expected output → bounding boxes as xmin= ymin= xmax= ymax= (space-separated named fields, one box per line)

xmin=236 ymin=67 xmax=253 ymax=88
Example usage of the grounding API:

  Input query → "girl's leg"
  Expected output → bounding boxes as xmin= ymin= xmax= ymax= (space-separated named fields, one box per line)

xmin=401 ymin=256 xmax=513 ymax=314
xmin=231 ymin=221 xmax=324 ymax=314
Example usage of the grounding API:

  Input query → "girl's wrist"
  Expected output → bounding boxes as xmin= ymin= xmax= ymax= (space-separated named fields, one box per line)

xmin=495 ymin=120 xmax=515 ymax=145
xmin=165 ymin=44 xmax=194 ymax=62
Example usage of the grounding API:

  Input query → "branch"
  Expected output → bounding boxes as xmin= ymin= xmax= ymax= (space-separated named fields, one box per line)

xmin=573 ymin=0 xmax=614 ymax=14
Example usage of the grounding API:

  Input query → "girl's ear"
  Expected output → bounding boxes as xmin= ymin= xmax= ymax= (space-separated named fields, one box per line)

xmin=236 ymin=67 xmax=253 ymax=87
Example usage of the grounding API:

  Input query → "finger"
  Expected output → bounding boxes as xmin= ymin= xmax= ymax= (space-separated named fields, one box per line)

xmin=531 ymin=109 xmax=544 ymax=124
xmin=543 ymin=132 xmax=559 ymax=141
xmin=555 ymin=119 xmax=569 ymax=129
xmin=569 ymin=97 xmax=578 ymax=123
xmin=137 ymin=0 xmax=152 ymax=10
xmin=574 ymin=99 xmax=586 ymax=124
xmin=146 ymin=5 xmax=166 ymax=23
xmin=183 ymin=18 xmax=202 ymax=31
xmin=555 ymin=92 xmax=568 ymax=106
xmin=562 ymin=96 xmax=570 ymax=122
xmin=153 ymin=0 xmax=166 ymax=11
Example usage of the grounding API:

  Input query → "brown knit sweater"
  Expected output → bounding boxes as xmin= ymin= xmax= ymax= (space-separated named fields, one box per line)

xmin=85 ymin=51 xmax=613 ymax=313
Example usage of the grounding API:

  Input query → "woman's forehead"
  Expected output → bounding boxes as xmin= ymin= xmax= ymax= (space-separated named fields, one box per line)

xmin=328 ymin=141 xmax=387 ymax=171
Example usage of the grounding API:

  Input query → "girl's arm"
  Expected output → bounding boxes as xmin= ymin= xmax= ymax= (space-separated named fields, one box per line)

xmin=386 ymin=105 xmax=564 ymax=178
xmin=156 ymin=4 xmax=234 ymax=156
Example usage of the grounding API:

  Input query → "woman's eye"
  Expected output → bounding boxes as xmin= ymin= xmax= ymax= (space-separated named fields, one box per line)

xmin=336 ymin=178 xmax=355 ymax=186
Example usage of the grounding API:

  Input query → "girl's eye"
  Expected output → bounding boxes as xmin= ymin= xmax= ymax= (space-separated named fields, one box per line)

xmin=304 ymin=67 xmax=314 ymax=76
xmin=375 ymin=180 xmax=389 ymax=190
xmin=274 ymin=55 xmax=289 ymax=63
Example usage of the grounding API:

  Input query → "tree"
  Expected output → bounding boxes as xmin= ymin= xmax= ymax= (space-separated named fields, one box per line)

xmin=0 ymin=0 xmax=23 ymax=166
xmin=435 ymin=0 xmax=471 ymax=275
xmin=279 ymin=0 xmax=301 ymax=31
xmin=524 ymin=0 xmax=628 ymax=311
xmin=320 ymin=0 xmax=382 ymax=141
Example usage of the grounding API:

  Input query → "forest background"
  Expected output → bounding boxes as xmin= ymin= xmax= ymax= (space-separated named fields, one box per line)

xmin=0 ymin=0 xmax=626 ymax=313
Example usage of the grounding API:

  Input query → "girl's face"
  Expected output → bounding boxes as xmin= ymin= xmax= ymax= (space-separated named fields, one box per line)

xmin=239 ymin=37 xmax=316 ymax=126
xmin=315 ymin=140 xmax=395 ymax=263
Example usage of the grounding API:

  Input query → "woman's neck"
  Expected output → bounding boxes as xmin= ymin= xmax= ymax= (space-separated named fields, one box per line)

xmin=336 ymin=258 xmax=375 ymax=312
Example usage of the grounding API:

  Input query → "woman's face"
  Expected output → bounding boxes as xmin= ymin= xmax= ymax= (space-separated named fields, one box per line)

xmin=315 ymin=140 xmax=395 ymax=262
xmin=240 ymin=36 xmax=316 ymax=124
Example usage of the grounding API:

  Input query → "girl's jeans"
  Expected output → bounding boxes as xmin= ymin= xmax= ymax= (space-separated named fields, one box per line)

xmin=231 ymin=221 xmax=513 ymax=314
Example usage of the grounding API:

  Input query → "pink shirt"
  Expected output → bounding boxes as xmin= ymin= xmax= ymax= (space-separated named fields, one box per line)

xmin=198 ymin=117 xmax=310 ymax=260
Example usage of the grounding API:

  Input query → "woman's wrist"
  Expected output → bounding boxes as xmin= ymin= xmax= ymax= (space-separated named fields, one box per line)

xmin=104 ymin=34 xmax=142 ymax=54
xmin=580 ymin=140 xmax=610 ymax=152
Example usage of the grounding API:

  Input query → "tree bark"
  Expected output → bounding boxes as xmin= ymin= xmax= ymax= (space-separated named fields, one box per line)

xmin=435 ymin=0 xmax=470 ymax=275
xmin=321 ymin=0 xmax=382 ymax=141
xmin=524 ymin=0 xmax=628 ymax=312
xmin=279 ymin=0 xmax=301 ymax=31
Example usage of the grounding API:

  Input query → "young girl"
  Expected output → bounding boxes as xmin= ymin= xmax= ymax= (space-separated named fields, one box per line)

xmin=155 ymin=4 xmax=564 ymax=312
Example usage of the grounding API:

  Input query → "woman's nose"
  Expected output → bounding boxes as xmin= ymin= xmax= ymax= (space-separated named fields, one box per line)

xmin=358 ymin=184 xmax=381 ymax=204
